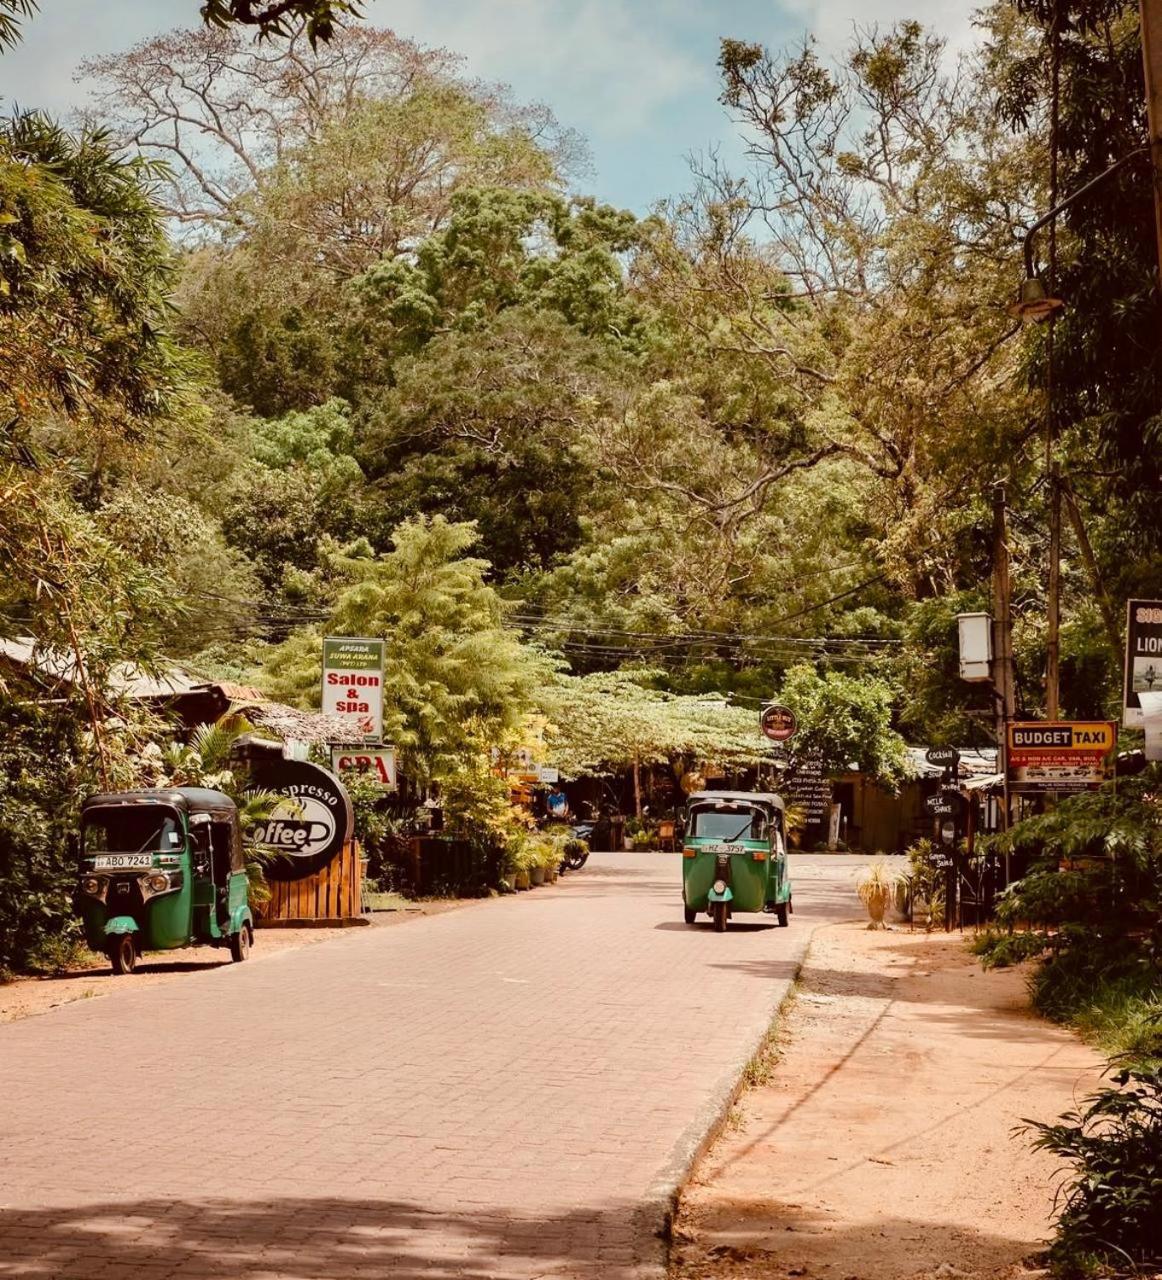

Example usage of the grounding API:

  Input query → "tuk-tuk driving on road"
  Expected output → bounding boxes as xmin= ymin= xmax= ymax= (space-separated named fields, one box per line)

xmin=682 ymin=790 xmax=791 ymax=931
xmin=76 ymin=788 xmax=254 ymax=974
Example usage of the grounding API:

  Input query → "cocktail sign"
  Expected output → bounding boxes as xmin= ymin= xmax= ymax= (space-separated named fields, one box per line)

xmin=760 ymin=704 xmax=798 ymax=742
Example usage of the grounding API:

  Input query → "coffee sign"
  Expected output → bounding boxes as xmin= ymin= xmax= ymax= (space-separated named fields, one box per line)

xmin=249 ymin=758 xmax=354 ymax=880
xmin=322 ymin=636 xmax=385 ymax=743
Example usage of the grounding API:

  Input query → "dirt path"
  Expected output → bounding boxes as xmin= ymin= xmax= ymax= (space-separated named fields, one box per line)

xmin=671 ymin=922 xmax=1106 ymax=1280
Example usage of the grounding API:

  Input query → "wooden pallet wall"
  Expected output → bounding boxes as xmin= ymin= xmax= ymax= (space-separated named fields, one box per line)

xmin=259 ymin=839 xmax=363 ymax=923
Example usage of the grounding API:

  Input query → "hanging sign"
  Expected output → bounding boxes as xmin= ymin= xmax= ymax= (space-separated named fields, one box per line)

xmin=1123 ymin=600 xmax=1162 ymax=727
xmin=248 ymin=758 xmax=354 ymax=880
xmin=322 ymin=636 xmax=385 ymax=742
xmin=331 ymin=746 xmax=397 ymax=791
xmin=1006 ymin=721 xmax=1116 ymax=794
xmin=760 ymin=704 xmax=798 ymax=742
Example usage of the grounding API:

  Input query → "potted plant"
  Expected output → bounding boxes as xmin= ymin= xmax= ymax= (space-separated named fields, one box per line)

xmin=855 ymin=858 xmax=902 ymax=930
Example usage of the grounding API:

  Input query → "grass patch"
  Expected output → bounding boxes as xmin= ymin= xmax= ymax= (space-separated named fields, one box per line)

xmin=742 ymin=983 xmax=798 ymax=1089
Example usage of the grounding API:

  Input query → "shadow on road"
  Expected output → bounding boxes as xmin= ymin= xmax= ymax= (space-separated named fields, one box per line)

xmin=0 ymin=1195 xmax=655 ymax=1280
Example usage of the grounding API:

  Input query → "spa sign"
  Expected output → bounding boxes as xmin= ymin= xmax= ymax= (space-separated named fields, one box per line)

xmin=1006 ymin=721 xmax=1117 ymax=794
xmin=322 ymin=636 xmax=385 ymax=743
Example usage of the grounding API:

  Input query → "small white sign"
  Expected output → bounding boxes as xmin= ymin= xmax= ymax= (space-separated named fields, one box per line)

xmin=537 ymin=766 xmax=560 ymax=784
xmin=331 ymin=747 xmax=397 ymax=791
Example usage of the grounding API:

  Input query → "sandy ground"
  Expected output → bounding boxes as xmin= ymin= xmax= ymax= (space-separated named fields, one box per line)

xmin=0 ymin=899 xmax=471 ymax=1024
xmin=671 ymin=922 xmax=1107 ymax=1280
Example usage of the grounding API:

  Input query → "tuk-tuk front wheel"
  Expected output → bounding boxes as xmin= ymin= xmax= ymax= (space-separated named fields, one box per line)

xmin=108 ymin=934 xmax=137 ymax=975
xmin=775 ymin=902 xmax=789 ymax=927
xmin=684 ymin=905 xmax=697 ymax=925
xmin=711 ymin=901 xmax=728 ymax=933
xmin=230 ymin=923 xmax=252 ymax=964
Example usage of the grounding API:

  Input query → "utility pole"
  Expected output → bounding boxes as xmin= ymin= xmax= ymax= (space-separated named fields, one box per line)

xmin=992 ymin=486 xmax=1017 ymax=845
xmin=1140 ymin=0 xmax=1162 ymax=282
xmin=1045 ymin=11 xmax=1062 ymax=722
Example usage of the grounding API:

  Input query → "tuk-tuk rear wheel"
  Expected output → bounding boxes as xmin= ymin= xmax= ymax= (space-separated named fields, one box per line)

xmin=230 ymin=923 xmax=252 ymax=963
xmin=775 ymin=902 xmax=789 ymax=927
xmin=711 ymin=901 xmax=728 ymax=933
xmin=108 ymin=934 xmax=137 ymax=975
xmin=684 ymin=905 xmax=697 ymax=925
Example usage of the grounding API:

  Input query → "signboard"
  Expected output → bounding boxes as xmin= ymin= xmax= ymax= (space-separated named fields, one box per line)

xmin=782 ymin=752 xmax=830 ymax=823
xmin=924 ymin=793 xmax=959 ymax=818
xmin=760 ymin=704 xmax=798 ymax=743
xmin=331 ymin=746 xmax=397 ymax=792
xmin=925 ymin=747 xmax=961 ymax=769
xmin=1006 ymin=721 xmax=1116 ymax=794
xmin=249 ymin=758 xmax=354 ymax=880
xmin=1123 ymin=600 xmax=1162 ymax=727
xmin=322 ymin=636 xmax=385 ymax=743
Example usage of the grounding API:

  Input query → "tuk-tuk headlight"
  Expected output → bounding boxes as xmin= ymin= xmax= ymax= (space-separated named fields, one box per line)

xmin=144 ymin=872 xmax=170 ymax=894
xmin=81 ymin=876 xmax=103 ymax=897
xmin=713 ymin=878 xmax=727 ymax=895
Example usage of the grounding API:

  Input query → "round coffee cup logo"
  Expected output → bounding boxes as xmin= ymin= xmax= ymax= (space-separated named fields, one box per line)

xmin=248 ymin=759 xmax=353 ymax=880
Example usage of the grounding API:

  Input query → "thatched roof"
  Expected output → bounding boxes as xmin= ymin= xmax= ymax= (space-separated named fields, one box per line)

xmin=231 ymin=699 xmax=365 ymax=746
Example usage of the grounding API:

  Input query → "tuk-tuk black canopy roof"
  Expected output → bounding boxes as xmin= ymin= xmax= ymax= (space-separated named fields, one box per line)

xmin=686 ymin=790 xmax=785 ymax=811
xmin=82 ymin=788 xmax=237 ymax=817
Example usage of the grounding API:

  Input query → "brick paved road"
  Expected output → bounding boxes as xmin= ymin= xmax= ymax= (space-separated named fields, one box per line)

xmin=0 ymin=852 xmax=866 ymax=1280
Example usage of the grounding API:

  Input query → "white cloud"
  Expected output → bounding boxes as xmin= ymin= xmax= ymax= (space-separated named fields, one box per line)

xmin=364 ymin=0 xmax=711 ymax=140
xmin=778 ymin=0 xmax=981 ymax=61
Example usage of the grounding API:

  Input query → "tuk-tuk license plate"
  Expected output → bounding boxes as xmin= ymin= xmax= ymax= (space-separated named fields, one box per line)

xmin=91 ymin=854 xmax=154 ymax=870
xmin=703 ymin=843 xmax=747 ymax=855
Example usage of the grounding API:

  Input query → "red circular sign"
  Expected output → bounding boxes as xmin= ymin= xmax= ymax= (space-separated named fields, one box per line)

xmin=760 ymin=704 xmax=798 ymax=742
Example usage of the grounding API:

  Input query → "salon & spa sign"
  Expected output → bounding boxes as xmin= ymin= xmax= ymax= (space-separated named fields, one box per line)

xmin=321 ymin=636 xmax=385 ymax=743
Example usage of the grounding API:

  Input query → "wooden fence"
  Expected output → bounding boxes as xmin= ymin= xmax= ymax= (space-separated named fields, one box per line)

xmin=259 ymin=838 xmax=364 ymax=925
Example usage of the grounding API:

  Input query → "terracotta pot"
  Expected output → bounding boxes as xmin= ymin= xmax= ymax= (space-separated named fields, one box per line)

xmin=515 ymin=870 xmax=531 ymax=891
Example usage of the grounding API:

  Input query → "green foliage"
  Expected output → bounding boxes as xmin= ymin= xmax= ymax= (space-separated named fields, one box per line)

xmin=778 ymin=664 xmax=909 ymax=785
xmin=1023 ymin=1060 xmax=1162 ymax=1277
xmin=975 ymin=767 xmax=1162 ymax=1061
xmin=544 ymin=669 xmax=766 ymax=778
xmin=0 ymin=701 xmax=86 ymax=975
xmin=906 ymin=838 xmax=947 ymax=929
xmin=200 ymin=0 xmax=363 ymax=46
xmin=263 ymin=516 xmax=554 ymax=782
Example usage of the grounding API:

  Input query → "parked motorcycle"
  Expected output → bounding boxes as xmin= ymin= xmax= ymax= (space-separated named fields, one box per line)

xmin=562 ymin=822 xmax=592 ymax=871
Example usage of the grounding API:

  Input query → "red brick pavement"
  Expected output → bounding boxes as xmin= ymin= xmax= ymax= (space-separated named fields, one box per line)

xmin=0 ymin=853 xmax=863 ymax=1279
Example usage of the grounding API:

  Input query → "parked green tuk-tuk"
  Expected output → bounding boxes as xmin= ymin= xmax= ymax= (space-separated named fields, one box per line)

xmin=76 ymin=788 xmax=254 ymax=974
xmin=682 ymin=790 xmax=791 ymax=931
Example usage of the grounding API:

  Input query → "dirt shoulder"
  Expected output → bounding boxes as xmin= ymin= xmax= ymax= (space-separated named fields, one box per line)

xmin=0 ymin=898 xmax=472 ymax=1024
xmin=671 ymin=923 xmax=1106 ymax=1280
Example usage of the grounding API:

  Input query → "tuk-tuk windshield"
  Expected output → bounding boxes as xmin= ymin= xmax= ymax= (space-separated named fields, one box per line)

xmin=689 ymin=805 xmax=771 ymax=842
xmin=82 ymin=807 xmax=183 ymax=857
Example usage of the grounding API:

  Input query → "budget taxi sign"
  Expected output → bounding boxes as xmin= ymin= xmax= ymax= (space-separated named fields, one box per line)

xmin=322 ymin=636 xmax=385 ymax=743
xmin=1006 ymin=721 xmax=1116 ymax=794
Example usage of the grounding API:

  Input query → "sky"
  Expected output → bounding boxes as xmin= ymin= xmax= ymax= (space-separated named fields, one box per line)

xmin=0 ymin=0 xmax=978 ymax=214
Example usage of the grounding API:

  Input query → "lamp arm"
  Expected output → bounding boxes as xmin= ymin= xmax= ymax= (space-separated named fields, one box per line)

xmin=1022 ymin=146 xmax=1149 ymax=278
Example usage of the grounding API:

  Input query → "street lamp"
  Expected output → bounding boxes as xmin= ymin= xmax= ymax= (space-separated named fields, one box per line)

xmin=1009 ymin=275 xmax=1064 ymax=323
xmin=1007 ymin=143 xmax=1148 ymax=723
xmin=1010 ymin=145 xmax=1148 ymax=323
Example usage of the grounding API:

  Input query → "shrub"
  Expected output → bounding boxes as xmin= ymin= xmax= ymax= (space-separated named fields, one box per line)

xmin=1024 ymin=1060 xmax=1162 ymax=1277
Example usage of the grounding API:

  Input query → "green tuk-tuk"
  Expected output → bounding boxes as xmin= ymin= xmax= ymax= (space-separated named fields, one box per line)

xmin=682 ymin=790 xmax=791 ymax=931
xmin=76 ymin=788 xmax=254 ymax=974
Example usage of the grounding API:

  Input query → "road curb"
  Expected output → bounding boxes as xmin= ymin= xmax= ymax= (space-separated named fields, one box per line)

xmin=633 ymin=918 xmax=840 ymax=1278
